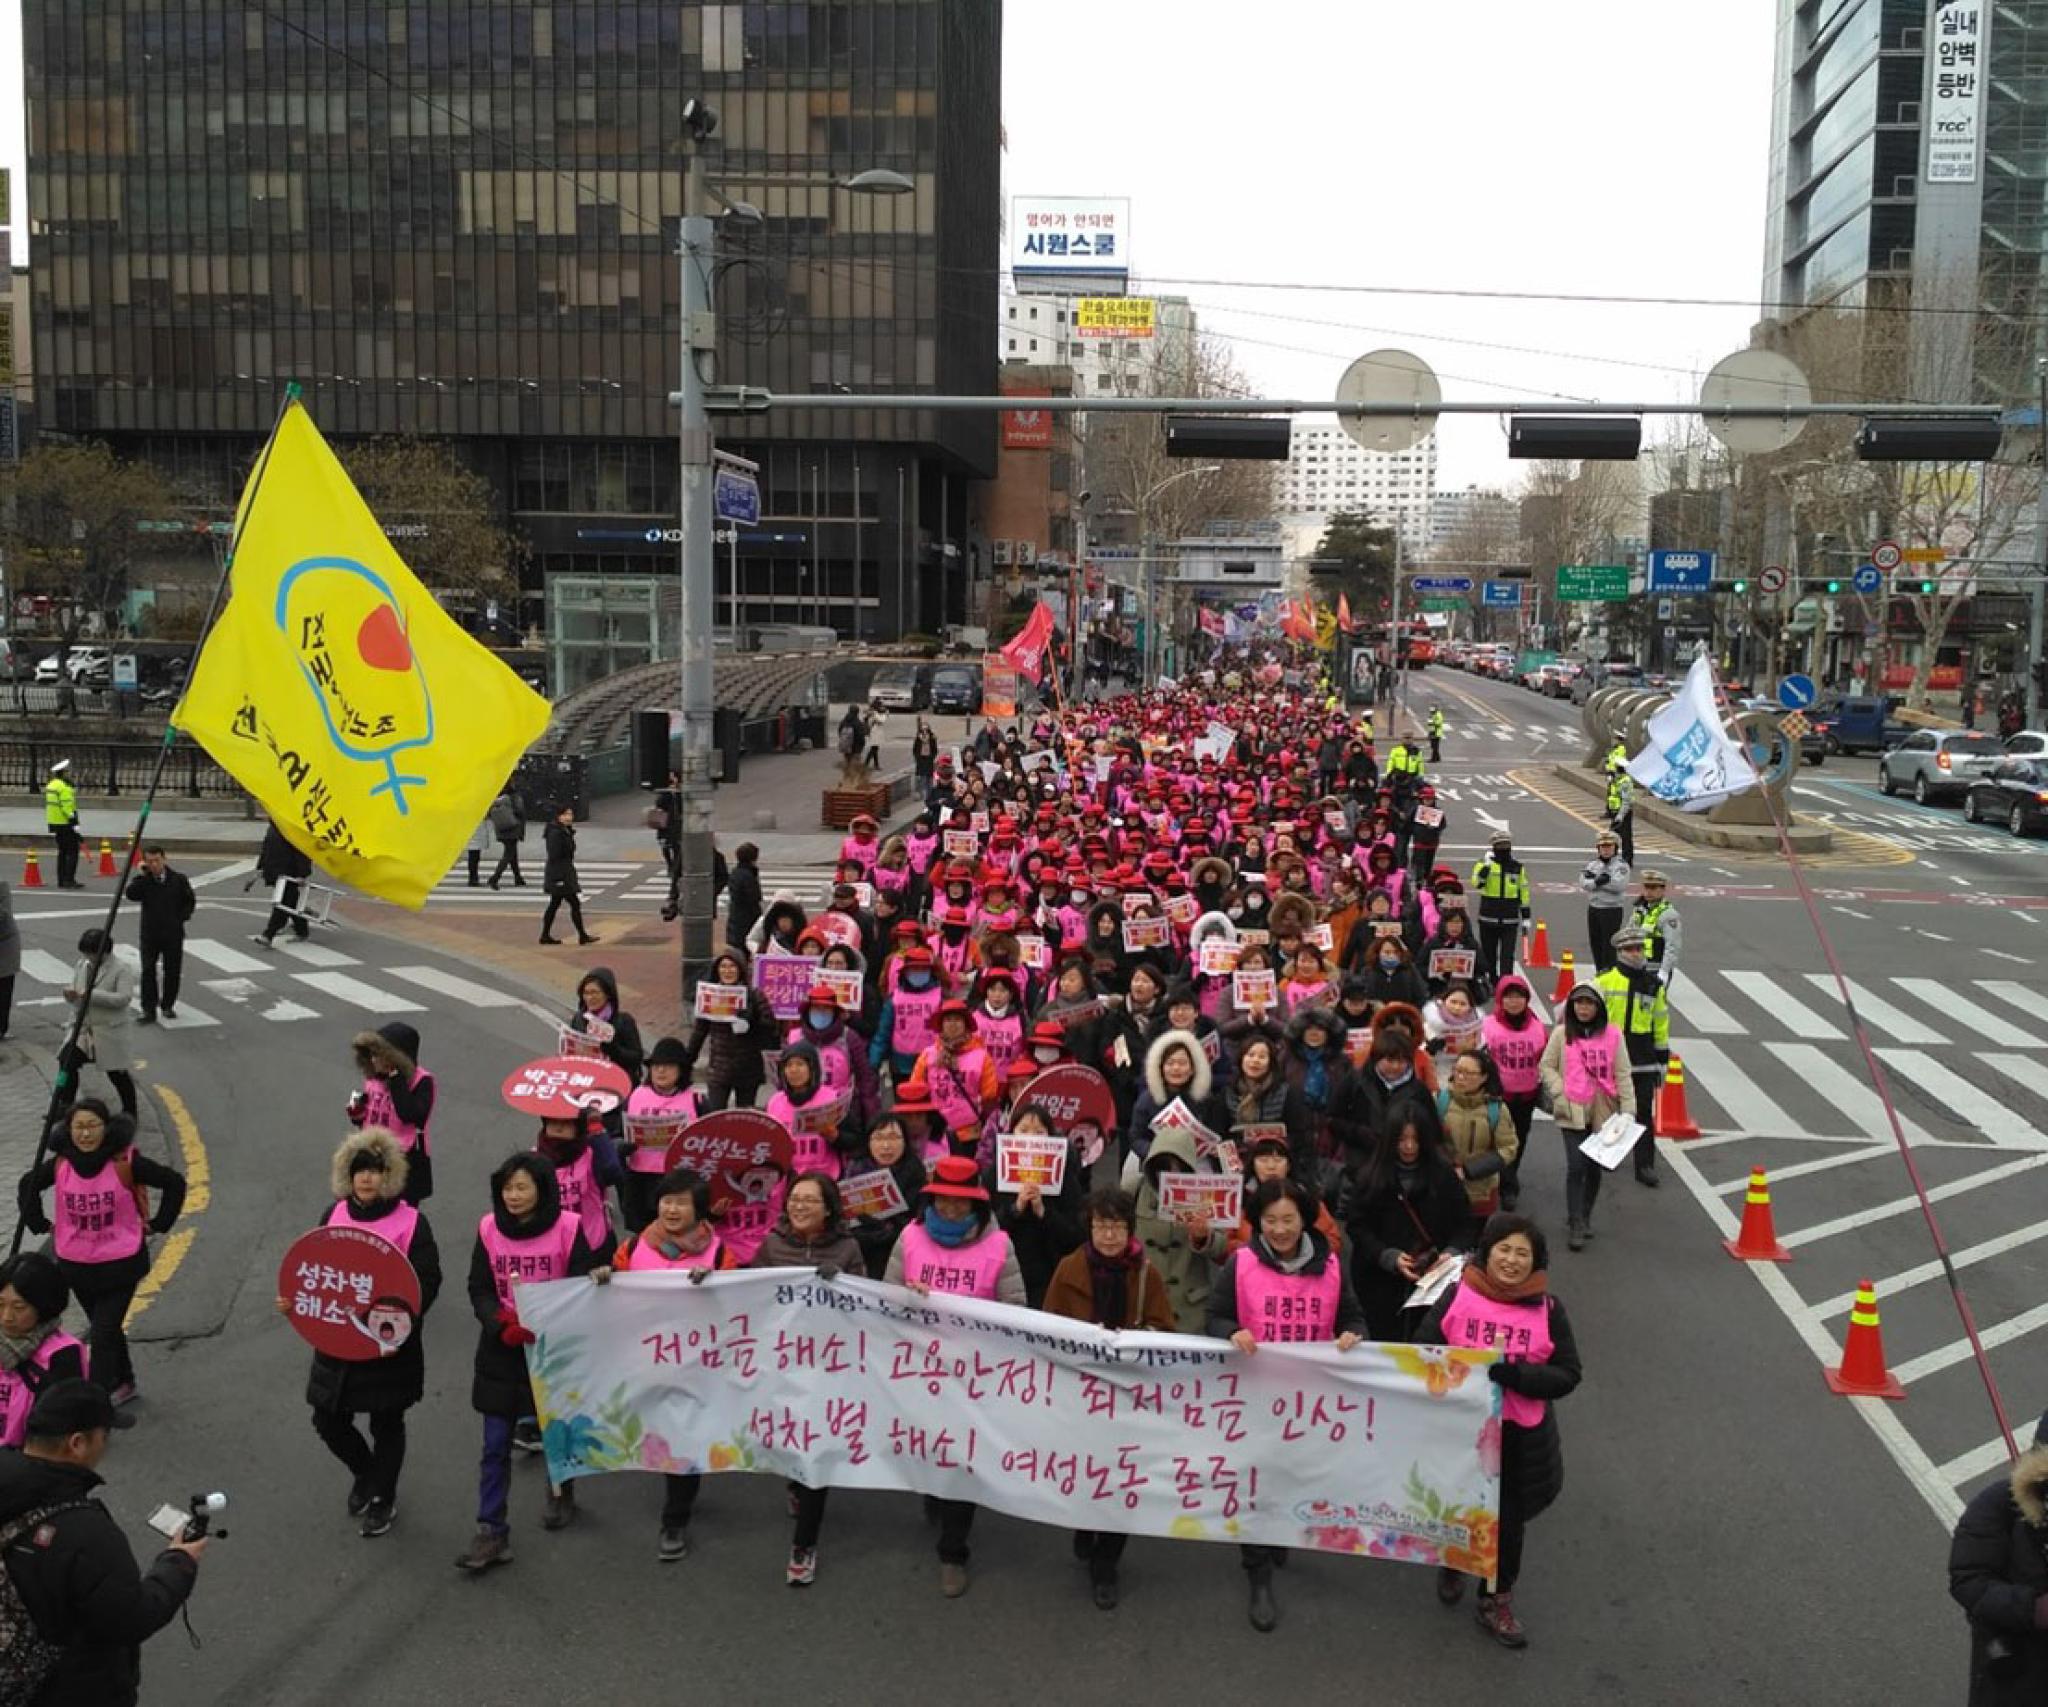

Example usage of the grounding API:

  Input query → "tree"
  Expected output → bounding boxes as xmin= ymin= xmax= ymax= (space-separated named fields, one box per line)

xmin=337 ymin=438 xmax=523 ymax=597
xmin=1310 ymin=511 xmax=1397 ymax=618
xmin=0 ymin=442 xmax=180 ymax=641
xmin=1518 ymin=459 xmax=1640 ymax=651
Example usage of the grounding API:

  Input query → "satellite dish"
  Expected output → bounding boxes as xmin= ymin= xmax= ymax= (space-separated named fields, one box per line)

xmin=1700 ymin=348 xmax=1812 ymax=454
xmin=1336 ymin=350 xmax=1441 ymax=454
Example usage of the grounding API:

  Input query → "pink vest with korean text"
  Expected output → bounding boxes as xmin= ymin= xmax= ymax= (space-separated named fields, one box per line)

xmin=623 ymin=1084 xmax=702 ymax=1174
xmin=839 ymin=833 xmax=880 ymax=874
xmin=921 ymin=1043 xmax=989 ymax=1134
xmin=620 ymin=1230 xmax=725 ymax=1272
xmin=0 ymin=1334 xmax=86 ymax=1448
xmin=973 ymin=1006 xmax=1024 ymax=1070
xmin=891 ymin=982 xmax=944 ymax=1060
xmin=1481 ymin=1014 xmax=1547 ymax=1096
xmin=1437 ymin=1279 xmax=1554 ymax=1426
xmin=325 ymin=1198 xmax=420 ymax=1256
xmin=51 ymin=1156 xmax=144 ymax=1264
xmin=767 ymin=1091 xmax=843 ymax=1180
xmin=550 ymin=1147 xmax=610 ymax=1254
xmin=360 ymin=1070 xmax=434 ymax=1154
xmin=1234 ymin=1250 xmax=1343 ymax=1344
xmin=477 ymin=1212 xmax=581 ymax=1312
xmin=1562 ymin=1029 xmax=1623 ymax=1110
xmin=895 ymin=1220 xmax=1011 ymax=1299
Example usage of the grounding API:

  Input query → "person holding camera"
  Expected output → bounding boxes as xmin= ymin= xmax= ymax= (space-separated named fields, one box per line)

xmin=0 ymin=1377 xmax=203 ymax=1706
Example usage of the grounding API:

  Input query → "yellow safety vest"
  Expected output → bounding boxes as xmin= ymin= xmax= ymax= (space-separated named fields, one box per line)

xmin=1388 ymin=745 xmax=1424 ymax=778
xmin=1634 ymin=898 xmax=1671 ymax=961
xmin=1428 ymin=711 xmax=1445 ymax=735
xmin=44 ymin=777 xmax=76 ymax=829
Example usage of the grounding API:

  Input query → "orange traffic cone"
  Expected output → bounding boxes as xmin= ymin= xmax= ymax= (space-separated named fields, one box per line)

xmin=1655 ymin=1055 xmax=1703 ymax=1140
xmin=1722 ymin=1168 xmax=1791 ymax=1263
xmin=1549 ymin=950 xmax=1577 ymax=1006
xmin=1526 ymin=919 xmax=1553 ymax=970
xmin=1825 ymin=1280 xmax=1905 ymax=1400
xmin=21 ymin=850 xmax=42 ymax=889
xmin=97 ymin=840 xmax=116 ymax=878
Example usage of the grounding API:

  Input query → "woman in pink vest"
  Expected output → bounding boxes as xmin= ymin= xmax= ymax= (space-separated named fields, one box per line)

xmin=1538 ymin=981 xmax=1637 ymax=1251
xmin=0 ymin=1251 xmax=86 ymax=1449
xmin=907 ymin=1003 xmax=999 ymax=1155
xmin=764 ymin=1044 xmax=853 ymax=1180
xmin=346 ymin=1023 xmax=437 ymax=1203
xmin=291 ymin=1130 xmax=442 ymax=1538
xmin=970 ymin=967 xmax=1026 ymax=1073
xmin=787 ymin=981 xmax=877 ymax=1128
xmin=884 ymin=1155 xmax=1026 ymax=1598
xmin=534 ymin=1110 xmax=624 ymax=1260
xmin=1479 ymin=975 xmax=1548 ymax=1213
xmin=456 ymin=1152 xmax=606 ymax=1573
xmin=1209 ymin=1175 xmax=1366 ymax=1633
xmin=621 ymin=1037 xmax=700 ymax=1230
xmin=872 ymin=945 xmax=946 ymax=1084
xmin=1420 ymin=1214 xmax=1582 ymax=1648
xmin=15 ymin=1098 xmax=186 ymax=1406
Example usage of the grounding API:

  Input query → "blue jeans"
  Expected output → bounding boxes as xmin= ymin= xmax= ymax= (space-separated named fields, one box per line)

xmin=479 ymin=1414 xmax=516 ymax=1535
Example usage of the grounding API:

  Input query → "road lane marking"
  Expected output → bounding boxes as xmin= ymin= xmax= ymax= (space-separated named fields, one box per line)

xmin=17 ymin=948 xmax=73 ymax=986
xmin=156 ymin=1004 xmax=220 ymax=1028
xmin=1725 ymin=971 xmax=1845 ymax=1040
xmin=1779 ymin=1153 xmax=2048 ymax=1248
xmin=292 ymin=971 xmax=426 ymax=1012
xmin=1978 ymin=1052 xmax=2048 ymax=1107
xmin=1872 ymin=1049 xmax=2047 ymax=1148
xmin=1939 ymin=1437 xmax=2018 ymax=1487
xmin=182 ymin=937 xmax=273 ymax=975
xmin=1764 ymin=1043 xmax=1936 ymax=1143
xmin=1802 ymin=976 xmax=1948 ymax=1045
xmin=1896 ymin=978 xmax=2037 ymax=1047
xmin=1814 ymin=1221 xmax=2048 ymax=1319
xmin=271 ymin=940 xmax=359 ymax=968
xmin=1672 ymin=1038 xmax=1795 ymax=1134
xmin=1709 ymin=1141 xmax=1896 ymax=1194
xmin=387 ymin=965 xmax=528 ymax=1008
xmin=125 ymin=1082 xmax=209 ymax=1329
xmin=1977 ymin=981 xmax=2048 ymax=1033
xmin=1893 ymin=1299 xmax=2048 ymax=1386
xmin=189 ymin=859 xmax=256 ymax=888
xmin=1664 ymin=978 xmax=1746 ymax=1036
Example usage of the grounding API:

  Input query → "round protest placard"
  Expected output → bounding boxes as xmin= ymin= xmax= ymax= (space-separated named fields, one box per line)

xmin=1014 ymin=1064 xmax=1117 ymax=1166
xmin=500 ymin=1054 xmax=633 ymax=1117
xmin=664 ymin=1108 xmax=795 ymax=1189
xmin=277 ymin=1224 xmax=423 ymax=1362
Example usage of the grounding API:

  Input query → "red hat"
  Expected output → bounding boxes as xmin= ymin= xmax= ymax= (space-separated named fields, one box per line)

xmin=936 ymin=998 xmax=972 ymax=1024
xmin=923 ymin=1154 xmax=990 ymax=1202
xmin=979 ymin=966 xmax=1019 ymax=992
xmin=1029 ymin=1019 xmax=1070 ymax=1049
xmin=888 ymin=1090 xmax=939 ymax=1118
xmin=892 ymin=920 xmax=925 ymax=942
xmin=941 ymin=905 xmax=972 ymax=928
xmin=900 ymin=945 xmax=935 ymax=968
xmin=804 ymin=982 xmax=841 ymax=1009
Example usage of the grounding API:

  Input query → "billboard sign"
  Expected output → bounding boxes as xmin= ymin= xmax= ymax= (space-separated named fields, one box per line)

xmin=1074 ymin=297 xmax=1155 ymax=339
xmin=1010 ymin=196 xmax=1130 ymax=280
xmin=1002 ymin=386 xmax=1054 ymax=450
xmin=1925 ymin=1 xmax=1984 ymax=185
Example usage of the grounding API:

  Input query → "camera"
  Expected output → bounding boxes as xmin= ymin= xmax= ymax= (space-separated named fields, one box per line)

xmin=182 ymin=1492 xmax=228 ymax=1543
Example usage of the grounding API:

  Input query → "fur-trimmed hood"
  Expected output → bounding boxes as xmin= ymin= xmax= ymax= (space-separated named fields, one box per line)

xmin=2013 ymin=1445 xmax=2048 ymax=1526
xmin=330 ymin=1128 xmax=409 ymax=1201
xmin=1286 ymin=1004 xmax=1347 ymax=1050
xmin=1370 ymin=1001 xmax=1427 ymax=1047
xmin=352 ymin=1024 xmax=418 ymax=1078
xmin=1268 ymin=891 xmax=1316 ymax=938
xmin=1143 ymin=1028 xmax=1213 ymax=1105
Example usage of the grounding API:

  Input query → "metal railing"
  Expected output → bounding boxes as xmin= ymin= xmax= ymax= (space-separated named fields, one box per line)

xmin=0 ymin=740 xmax=250 ymax=802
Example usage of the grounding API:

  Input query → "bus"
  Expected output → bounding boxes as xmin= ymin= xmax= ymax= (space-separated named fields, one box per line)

xmin=1367 ymin=620 xmax=1435 ymax=669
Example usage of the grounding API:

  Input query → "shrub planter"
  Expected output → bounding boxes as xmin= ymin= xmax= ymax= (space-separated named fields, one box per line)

xmin=821 ymin=783 xmax=891 ymax=830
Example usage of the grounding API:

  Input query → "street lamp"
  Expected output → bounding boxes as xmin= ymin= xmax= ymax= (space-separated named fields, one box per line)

xmin=1138 ymin=463 xmax=1220 ymax=684
xmin=706 ymin=168 xmax=914 ymax=226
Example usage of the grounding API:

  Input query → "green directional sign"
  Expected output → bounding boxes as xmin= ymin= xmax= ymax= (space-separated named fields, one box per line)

xmin=1420 ymin=597 xmax=1467 ymax=613
xmin=1556 ymin=564 xmax=1631 ymax=602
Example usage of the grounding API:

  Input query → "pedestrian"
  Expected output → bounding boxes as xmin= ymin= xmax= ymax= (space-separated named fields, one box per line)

xmin=844 ymin=1111 xmax=927 ymax=1277
xmin=1538 ymin=981 xmax=1636 ymax=1250
xmin=1596 ymin=925 xmax=1668 ymax=1188
xmin=0 ymin=1377 xmax=204 ymax=1706
xmin=1427 ymin=704 xmax=1445 ymax=763
xmin=621 ymin=1039 xmax=700 ymax=1229
xmin=346 ymin=1024 xmax=438 ymax=1203
xmin=912 ymin=718 xmax=939 ymax=795
xmin=465 ymin=814 xmax=489 ymax=886
xmin=539 ymin=803 xmax=598 ymax=947
xmin=123 ymin=846 xmax=194 ymax=1025
xmin=863 ymin=699 xmax=887 ymax=770
xmin=884 ymin=1154 xmax=1025 ymax=1596
xmin=1407 ymin=783 xmax=1447 ymax=878
xmin=289 ymin=1130 xmax=441 ymax=1539
xmin=456 ymin=1152 xmax=606 ymax=1572
xmin=1209 ymin=1176 xmax=1367 ymax=1632
xmin=654 ymin=769 xmax=682 ymax=879
xmin=0 ymin=869 xmax=18 ymax=1040
xmin=486 ymin=786 xmax=527 ymax=889
xmin=1042 ymin=1186 xmax=1176 ymax=1609
xmin=1580 ymin=829 xmax=1630 ymax=974
xmin=251 ymin=818 xmax=313 ymax=946
xmin=612 ymin=1167 xmax=738 ymax=1562
xmin=685 ymin=946 xmax=778 ymax=1110
xmin=567 ymin=965 xmax=646 ymax=1085
xmin=44 ymin=758 xmax=83 ymax=889
xmin=16 ymin=1099 xmax=187 ymax=1406
xmin=1948 ymin=1431 xmax=2048 ymax=1704
xmin=1604 ymin=760 xmax=1635 ymax=867
xmin=765 ymin=1042 xmax=854 ymax=1178
xmin=1436 ymin=1049 xmax=1520 ymax=1232
xmin=724 ymin=841 xmax=763 ymax=949
xmin=1479 ymin=973 xmax=1548 ymax=1212
xmin=1629 ymin=870 xmax=1681 ymax=987
xmin=0 ymin=1251 xmax=88 ymax=1449
xmin=1344 ymin=1116 xmax=1466 ymax=1341
xmin=1470 ymin=832 xmax=1529 ymax=986
xmin=62 ymin=930 xmax=137 ymax=1116
xmin=1419 ymin=1214 xmax=1581 ymax=1647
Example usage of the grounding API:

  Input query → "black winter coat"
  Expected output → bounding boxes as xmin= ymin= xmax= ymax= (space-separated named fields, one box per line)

xmin=121 ymin=867 xmax=194 ymax=944
xmin=257 ymin=823 xmax=311 ymax=884
xmin=1345 ymin=1155 xmax=1469 ymax=1339
xmin=1950 ymin=1447 xmax=2048 ymax=1707
xmin=1419 ymin=1285 xmax=1581 ymax=1521
xmin=467 ymin=1212 xmax=599 ymax=1417
xmin=986 ymin=1157 xmax=1087 ymax=1308
xmin=542 ymin=820 xmax=580 ymax=896
xmin=1338 ymin=1070 xmax=1446 ymax=1166
xmin=305 ymin=1198 xmax=443 ymax=1415
xmin=725 ymin=862 xmax=763 ymax=945
xmin=687 ymin=986 xmax=780 ymax=1096
xmin=19 ymin=1137 xmax=188 ymax=1289
xmin=0 ymin=1451 xmax=198 ymax=1707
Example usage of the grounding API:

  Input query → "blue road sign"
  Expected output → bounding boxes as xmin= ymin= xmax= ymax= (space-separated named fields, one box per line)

xmin=714 ymin=465 xmax=761 ymax=526
xmin=1482 ymin=581 xmax=1522 ymax=609
xmin=1645 ymin=550 xmax=1716 ymax=592
xmin=1852 ymin=563 xmax=1882 ymax=595
xmin=1778 ymin=673 xmax=1818 ymax=711
xmin=1410 ymin=575 xmax=1474 ymax=594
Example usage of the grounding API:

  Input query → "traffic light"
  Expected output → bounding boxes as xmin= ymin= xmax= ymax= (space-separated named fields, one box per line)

xmin=1823 ymin=578 xmax=1842 ymax=595
xmin=1729 ymin=577 xmax=1750 ymax=595
xmin=1912 ymin=578 xmax=1937 ymax=595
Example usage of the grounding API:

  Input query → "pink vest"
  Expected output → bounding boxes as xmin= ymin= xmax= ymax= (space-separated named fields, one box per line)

xmin=921 ymin=1043 xmax=990 ymax=1134
xmin=839 ymin=833 xmax=879 ymax=874
xmin=935 ymin=935 xmax=974 ymax=982
xmin=875 ymin=863 xmax=912 ymax=899
xmin=325 ymin=1198 xmax=420 ymax=1256
xmin=717 ymin=1177 xmax=786 ymax=1266
xmin=476 ymin=1212 xmax=581 ymax=1311
xmin=620 ymin=1230 xmax=725 ymax=1272
xmin=766 ymin=1091 xmax=843 ymax=1179
xmin=1562 ymin=1030 xmax=1623 ymax=1110
xmin=0 ymin=1334 xmax=86 ymax=1448
xmin=1234 ymin=1250 xmax=1343 ymax=1344
xmin=360 ymin=1070 xmax=434 ymax=1154
xmin=788 ymin=1028 xmax=858 ymax=1101
xmin=52 ymin=1156 xmax=145 ymax=1264
xmin=1481 ymin=1014 xmax=1547 ymax=1096
xmin=891 ymin=982 xmax=944 ymax=1060
xmin=905 ymin=832 xmax=938 ymax=875
xmin=1437 ymin=1279 xmax=1555 ymax=1426
xmin=550 ymin=1147 xmax=610 ymax=1253
xmin=623 ymin=1084 xmax=702 ymax=1174
xmin=895 ymin=1220 xmax=1011 ymax=1299
xmin=974 ymin=1006 xmax=1024 ymax=1070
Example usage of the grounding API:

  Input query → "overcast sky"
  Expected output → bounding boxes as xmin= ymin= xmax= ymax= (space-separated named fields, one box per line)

xmin=1 ymin=1 xmax=1776 ymax=493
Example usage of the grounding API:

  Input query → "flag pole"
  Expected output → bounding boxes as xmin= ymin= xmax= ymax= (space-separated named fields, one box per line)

xmin=9 ymin=385 xmax=301 ymax=1255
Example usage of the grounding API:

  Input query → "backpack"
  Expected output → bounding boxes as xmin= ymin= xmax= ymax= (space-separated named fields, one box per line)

xmin=0 ymin=1499 xmax=93 ymax=1695
xmin=1435 ymin=1088 xmax=1502 ymax=1130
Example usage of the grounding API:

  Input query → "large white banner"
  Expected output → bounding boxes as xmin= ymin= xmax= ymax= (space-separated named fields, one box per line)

xmin=519 ymin=1271 xmax=1500 ymax=1571
xmin=1626 ymin=654 xmax=1759 ymax=813
xmin=1925 ymin=0 xmax=1984 ymax=186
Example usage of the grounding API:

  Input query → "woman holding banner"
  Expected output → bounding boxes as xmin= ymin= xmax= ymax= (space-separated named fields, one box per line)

xmin=1208 ymin=1176 xmax=1366 ymax=1633
xmin=686 ymin=946 xmax=778 ymax=1111
xmin=982 ymin=1104 xmax=1085 ymax=1308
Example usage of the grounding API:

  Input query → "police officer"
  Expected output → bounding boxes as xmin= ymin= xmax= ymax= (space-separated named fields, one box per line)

xmin=1471 ymin=832 xmax=1530 ymax=985
xmin=44 ymin=760 xmax=83 ymax=890
xmin=1604 ymin=749 xmax=1636 ymax=867
xmin=1427 ymin=705 xmax=1446 ymax=763
xmin=1596 ymin=925 xmax=1668 ymax=1187
xmin=0 ymin=1378 xmax=204 ymax=1705
xmin=1630 ymin=871 xmax=1681 ymax=988
xmin=1385 ymin=734 xmax=1425 ymax=812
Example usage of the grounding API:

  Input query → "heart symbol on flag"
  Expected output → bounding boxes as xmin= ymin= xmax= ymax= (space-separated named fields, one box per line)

xmin=356 ymin=604 xmax=413 ymax=673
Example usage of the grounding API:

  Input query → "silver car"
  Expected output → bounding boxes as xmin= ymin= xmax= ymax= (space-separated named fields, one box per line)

xmin=1877 ymin=729 xmax=2008 ymax=804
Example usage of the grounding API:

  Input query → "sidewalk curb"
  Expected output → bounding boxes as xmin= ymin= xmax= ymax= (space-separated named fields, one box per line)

xmin=1549 ymin=763 xmax=1834 ymax=853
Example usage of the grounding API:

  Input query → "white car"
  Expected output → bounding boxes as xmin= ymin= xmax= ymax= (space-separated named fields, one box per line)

xmin=2004 ymin=730 xmax=2048 ymax=760
xmin=34 ymin=648 xmax=109 ymax=685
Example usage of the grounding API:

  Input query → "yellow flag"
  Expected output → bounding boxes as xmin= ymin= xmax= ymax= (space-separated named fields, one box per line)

xmin=174 ymin=402 xmax=551 ymax=908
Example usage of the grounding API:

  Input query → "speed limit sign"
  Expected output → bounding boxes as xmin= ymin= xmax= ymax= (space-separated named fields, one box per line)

xmin=1758 ymin=564 xmax=1788 ymax=595
xmin=1871 ymin=540 xmax=1903 ymax=572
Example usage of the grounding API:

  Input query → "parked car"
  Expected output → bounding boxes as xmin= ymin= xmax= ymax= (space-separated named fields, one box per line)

xmin=2003 ymin=730 xmax=2048 ymax=760
xmin=1810 ymin=695 xmax=1910 ymax=756
xmin=869 ymin=664 xmax=929 ymax=712
xmin=1541 ymin=662 xmax=1580 ymax=699
xmin=1877 ymin=729 xmax=2008 ymax=803
xmin=35 ymin=646 xmax=110 ymax=685
xmin=1570 ymin=660 xmax=1644 ymax=705
xmin=929 ymin=663 xmax=983 ymax=715
xmin=1963 ymin=758 xmax=2048 ymax=837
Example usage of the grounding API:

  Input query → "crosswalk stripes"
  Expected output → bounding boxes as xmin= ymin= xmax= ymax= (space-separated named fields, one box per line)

xmin=184 ymin=938 xmax=273 ymax=976
xmin=1722 ymin=971 xmax=1844 ymax=1041
xmin=1672 ymin=1038 xmax=1796 ymax=1134
xmin=1761 ymin=1043 xmax=1935 ymax=1146
xmin=1664 ymin=978 xmax=1745 ymax=1036
xmin=1802 ymin=975 xmax=1948 ymax=1045
xmin=271 ymin=939 xmax=358 ymax=969
xmin=291 ymin=970 xmax=427 ymax=1013
xmin=19 ymin=949 xmax=73 ymax=986
xmin=1894 ymin=977 xmax=2035 ymax=1048
xmin=1871 ymin=1049 xmax=2048 ymax=1150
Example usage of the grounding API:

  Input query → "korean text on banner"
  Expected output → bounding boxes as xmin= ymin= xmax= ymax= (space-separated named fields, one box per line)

xmin=1625 ymin=655 xmax=1759 ymax=813
xmin=983 ymin=657 xmax=1021 ymax=719
xmin=519 ymin=1270 xmax=1498 ymax=1569
xmin=174 ymin=402 xmax=552 ymax=908
xmin=751 ymin=953 xmax=821 ymax=1021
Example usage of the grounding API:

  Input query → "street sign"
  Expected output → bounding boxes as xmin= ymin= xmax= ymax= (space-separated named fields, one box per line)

xmin=1481 ymin=581 xmax=1522 ymax=609
xmin=112 ymin=654 xmax=137 ymax=691
xmin=1777 ymin=673 xmax=1818 ymax=711
xmin=1655 ymin=598 xmax=1674 ymax=621
xmin=1409 ymin=575 xmax=1474 ymax=594
xmin=1555 ymin=564 xmax=1630 ymax=602
xmin=1645 ymin=550 xmax=1715 ymax=592
xmin=1757 ymin=564 xmax=1789 ymax=595
xmin=1778 ymin=711 xmax=1812 ymax=740
xmin=1902 ymin=546 xmax=1945 ymax=563
xmin=1419 ymin=597 xmax=1465 ymax=613
xmin=713 ymin=464 xmax=760 ymax=526
xmin=1871 ymin=540 xmax=1903 ymax=571
xmin=1852 ymin=564 xmax=1882 ymax=595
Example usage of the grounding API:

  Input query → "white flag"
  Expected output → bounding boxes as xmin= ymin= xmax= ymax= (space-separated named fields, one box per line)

xmin=1625 ymin=655 xmax=1759 ymax=813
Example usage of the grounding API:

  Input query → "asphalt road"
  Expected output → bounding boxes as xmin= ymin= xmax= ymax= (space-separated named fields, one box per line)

xmin=9 ymin=677 xmax=2015 ymax=1704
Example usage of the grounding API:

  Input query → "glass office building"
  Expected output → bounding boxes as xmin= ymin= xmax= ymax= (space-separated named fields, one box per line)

xmin=23 ymin=2 xmax=1000 ymax=638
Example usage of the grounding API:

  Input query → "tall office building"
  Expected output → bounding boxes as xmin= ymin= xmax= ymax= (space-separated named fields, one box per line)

xmin=1278 ymin=417 xmax=1436 ymax=554
xmin=23 ymin=2 xmax=1001 ymax=674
